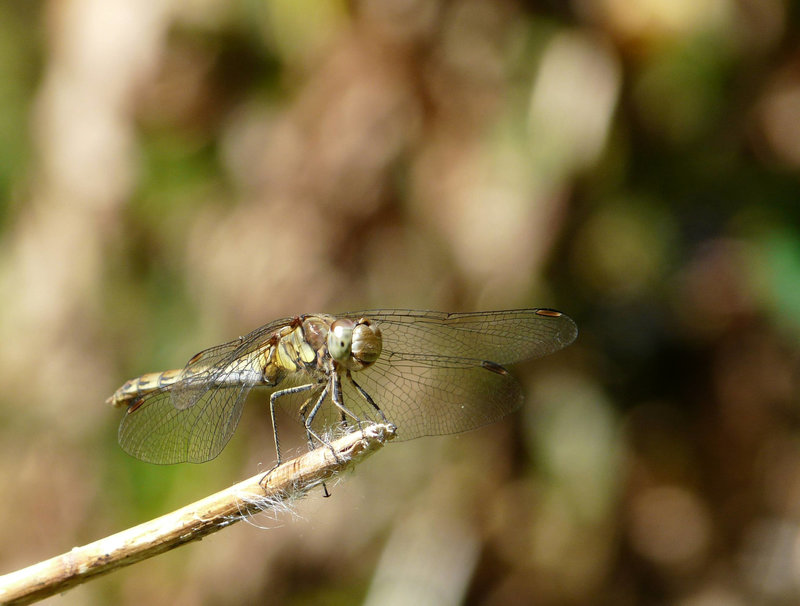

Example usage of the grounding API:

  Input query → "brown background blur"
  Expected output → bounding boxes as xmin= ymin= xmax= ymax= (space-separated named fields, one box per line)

xmin=1 ymin=1 xmax=800 ymax=604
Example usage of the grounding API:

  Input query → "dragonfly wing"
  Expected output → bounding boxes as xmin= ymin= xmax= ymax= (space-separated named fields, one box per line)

xmin=169 ymin=342 xmax=243 ymax=410
xmin=119 ymin=317 xmax=296 ymax=463
xmin=342 ymin=354 xmax=524 ymax=441
xmin=341 ymin=309 xmax=577 ymax=366
xmin=268 ymin=357 xmax=520 ymax=443
xmin=118 ymin=382 xmax=252 ymax=464
xmin=168 ymin=316 xmax=294 ymax=410
xmin=332 ymin=309 xmax=575 ymax=440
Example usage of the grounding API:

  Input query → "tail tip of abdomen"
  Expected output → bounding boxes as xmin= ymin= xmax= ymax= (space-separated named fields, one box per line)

xmin=106 ymin=392 xmax=124 ymax=407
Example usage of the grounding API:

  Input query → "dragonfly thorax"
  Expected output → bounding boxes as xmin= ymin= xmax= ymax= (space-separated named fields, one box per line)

xmin=327 ymin=318 xmax=382 ymax=371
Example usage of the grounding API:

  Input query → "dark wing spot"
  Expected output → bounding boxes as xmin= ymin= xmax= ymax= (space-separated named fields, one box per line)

xmin=187 ymin=351 xmax=204 ymax=365
xmin=127 ymin=398 xmax=146 ymax=414
xmin=535 ymin=309 xmax=563 ymax=318
xmin=481 ymin=360 xmax=509 ymax=375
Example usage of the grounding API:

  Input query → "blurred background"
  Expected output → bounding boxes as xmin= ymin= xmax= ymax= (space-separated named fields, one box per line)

xmin=1 ymin=0 xmax=799 ymax=604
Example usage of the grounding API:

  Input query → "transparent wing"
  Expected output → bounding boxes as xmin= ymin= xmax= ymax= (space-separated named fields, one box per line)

xmin=119 ymin=316 xmax=296 ymax=464
xmin=271 ymin=357 xmax=523 ymax=442
xmin=170 ymin=316 xmax=295 ymax=409
xmin=331 ymin=308 xmax=577 ymax=440
xmin=118 ymin=383 xmax=251 ymax=464
xmin=340 ymin=308 xmax=578 ymax=366
xmin=338 ymin=355 xmax=522 ymax=440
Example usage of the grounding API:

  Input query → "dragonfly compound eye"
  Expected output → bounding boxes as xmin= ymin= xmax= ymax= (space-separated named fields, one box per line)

xmin=351 ymin=319 xmax=382 ymax=368
xmin=328 ymin=319 xmax=355 ymax=362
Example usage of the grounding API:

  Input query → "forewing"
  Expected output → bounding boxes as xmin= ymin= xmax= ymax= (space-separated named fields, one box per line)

xmin=340 ymin=309 xmax=577 ymax=366
xmin=170 ymin=316 xmax=294 ymax=410
xmin=334 ymin=309 xmax=576 ymax=440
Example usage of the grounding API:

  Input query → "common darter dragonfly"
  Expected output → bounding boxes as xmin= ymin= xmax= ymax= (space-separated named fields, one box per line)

xmin=108 ymin=309 xmax=577 ymax=464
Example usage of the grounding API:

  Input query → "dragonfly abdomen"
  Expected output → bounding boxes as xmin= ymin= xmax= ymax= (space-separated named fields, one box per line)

xmin=108 ymin=356 xmax=279 ymax=409
xmin=106 ymin=369 xmax=187 ymax=408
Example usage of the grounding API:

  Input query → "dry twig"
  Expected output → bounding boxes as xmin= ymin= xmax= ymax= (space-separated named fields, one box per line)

xmin=0 ymin=423 xmax=396 ymax=605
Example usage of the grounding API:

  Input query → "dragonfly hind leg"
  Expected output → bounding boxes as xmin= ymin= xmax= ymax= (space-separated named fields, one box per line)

xmin=269 ymin=383 xmax=315 ymax=465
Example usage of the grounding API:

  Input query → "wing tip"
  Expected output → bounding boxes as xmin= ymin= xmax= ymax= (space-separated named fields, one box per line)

xmin=534 ymin=308 xmax=579 ymax=348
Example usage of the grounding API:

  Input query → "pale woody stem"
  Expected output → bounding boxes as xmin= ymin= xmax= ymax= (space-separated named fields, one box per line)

xmin=0 ymin=423 xmax=396 ymax=605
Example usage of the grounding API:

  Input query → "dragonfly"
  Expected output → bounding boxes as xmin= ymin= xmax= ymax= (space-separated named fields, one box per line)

xmin=108 ymin=309 xmax=577 ymax=465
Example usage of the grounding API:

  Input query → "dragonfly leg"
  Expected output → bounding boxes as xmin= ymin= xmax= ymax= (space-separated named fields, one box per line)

xmin=331 ymin=370 xmax=362 ymax=433
xmin=347 ymin=371 xmax=391 ymax=427
xmin=302 ymin=382 xmax=344 ymax=464
xmin=297 ymin=384 xmax=334 ymax=497
xmin=298 ymin=390 xmax=325 ymax=453
xmin=269 ymin=383 xmax=316 ymax=465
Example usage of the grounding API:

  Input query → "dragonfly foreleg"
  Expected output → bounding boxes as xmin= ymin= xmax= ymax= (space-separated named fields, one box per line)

xmin=347 ymin=371 xmax=391 ymax=426
xmin=269 ymin=383 xmax=316 ymax=465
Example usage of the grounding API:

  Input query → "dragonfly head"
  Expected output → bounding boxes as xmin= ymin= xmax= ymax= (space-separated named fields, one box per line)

xmin=328 ymin=317 xmax=382 ymax=370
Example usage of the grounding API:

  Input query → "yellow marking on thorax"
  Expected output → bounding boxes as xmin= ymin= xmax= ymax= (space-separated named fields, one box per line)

xmin=274 ymin=324 xmax=318 ymax=372
xmin=276 ymin=342 xmax=297 ymax=372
